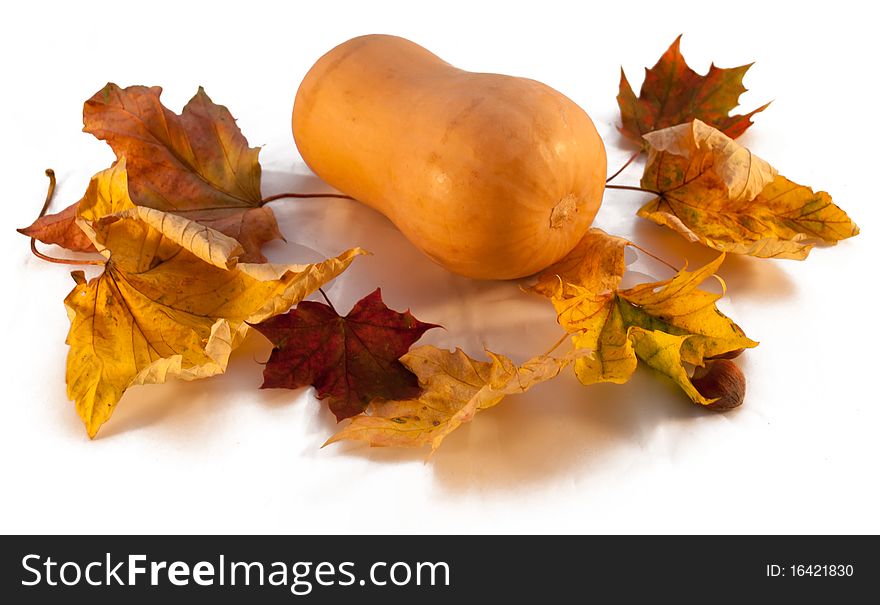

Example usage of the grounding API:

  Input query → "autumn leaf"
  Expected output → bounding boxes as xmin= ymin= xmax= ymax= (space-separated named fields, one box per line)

xmin=17 ymin=201 xmax=96 ymax=253
xmin=22 ymin=84 xmax=281 ymax=262
xmin=327 ymin=346 xmax=571 ymax=451
xmin=65 ymin=161 xmax=364 ymax=437
xmin=638 ymin=120 xmax=859 ymax=259
xmin=617 ymin=35 xmax=769 ymax=145
xmin=252 ymin=289 xmax=439 ymax=421
xmin=528 ymin=228 xmax=757 ymax=407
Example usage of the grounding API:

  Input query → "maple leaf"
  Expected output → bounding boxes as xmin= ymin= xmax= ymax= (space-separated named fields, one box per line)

xmin=252 ymin=289 xmax=439 ymax=421
xmin=528 ymin=228 xmax=757 ymax=406
xmin=65 ymin=162 xmax=364 ymax=437
xmin=326 ymin=346 xmax=571 ymax=451
xmin=17 ymin=201 xmax=96 ymax=253
xmin=617 ymin=35 xmax=769 ymax=145
xmin=638 ymin=120 xmax=859 ymax=259
xmin=21 ymin=84 xmax=281 ymax=262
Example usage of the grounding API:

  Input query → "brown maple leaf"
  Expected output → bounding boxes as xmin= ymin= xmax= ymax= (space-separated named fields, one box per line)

xmin=20 ymin=84 xmax=281 ymax=262
xmin=18 ymin=200 xmax=96 ymax=253
xmin=252 ymin=289 xmax=440 ymax=421
xmin=617 ymin=36 xmax=769 ymax=145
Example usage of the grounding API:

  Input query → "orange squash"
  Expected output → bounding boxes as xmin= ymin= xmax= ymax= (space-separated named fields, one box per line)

xmin=293 ymin=35 xmax=606 ymax=280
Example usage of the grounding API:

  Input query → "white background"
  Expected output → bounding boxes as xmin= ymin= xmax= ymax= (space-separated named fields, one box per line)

xmin=1 ymin=0 xmax=877 ymax=534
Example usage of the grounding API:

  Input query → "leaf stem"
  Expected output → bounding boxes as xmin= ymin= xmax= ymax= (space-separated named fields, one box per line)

xmin=605 ymin=184 xmax=660 ymax=195
xmin=318 ymin=288 xmax=338 ymax=314
xmin=628 ymin=242 xmax=679 ymax=272
xmin=260 ymin=192 xmax=355 ymax=205
xmin=28 ymin=169 xmax=105 ymax=267
xmin=541 ymin=332 xmax=570 ymax=358
xmin=605 ymin=151 xmax=642 ymax=184
xmin=37 ymin=169 xmax=56 ymax=217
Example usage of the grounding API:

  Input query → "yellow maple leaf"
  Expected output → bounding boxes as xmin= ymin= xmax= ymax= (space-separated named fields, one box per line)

xmin=638 ymin=120 xmax=859 ymax=259
xmin=326 ymin=346 xmax=572 ymax=451
xmin=65 ymin=161 xmax=365 ymax=437
xmin=528 ymin=228 xmax=757 ymax=406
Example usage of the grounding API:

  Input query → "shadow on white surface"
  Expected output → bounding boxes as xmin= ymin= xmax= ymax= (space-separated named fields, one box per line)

xmin=326 ymin=366 xmax=724 ymax=491
xmin=632 ymin=220 xmax=798 ymax=301
xmin=96 ymin=333 xmax=275 ymax=441
xmin=90 ymin=166 xmax=773 ymax=491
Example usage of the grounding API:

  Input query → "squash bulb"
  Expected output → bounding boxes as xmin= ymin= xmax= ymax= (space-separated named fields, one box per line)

xmin=293 ymin=34 xmax=606 ymax=280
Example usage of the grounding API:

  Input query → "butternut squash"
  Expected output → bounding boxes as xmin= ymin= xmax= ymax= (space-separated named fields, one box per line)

xmin=292 ymin=35 xmax=606 ymax=280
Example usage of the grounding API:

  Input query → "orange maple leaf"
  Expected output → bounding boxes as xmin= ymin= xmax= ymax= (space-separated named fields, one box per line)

xmin=20 ymin=84 xmax=281 ymax=262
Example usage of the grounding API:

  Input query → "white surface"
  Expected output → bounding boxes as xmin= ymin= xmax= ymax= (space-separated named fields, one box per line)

xmin=1 ymin=0 xmax=877 ymax=534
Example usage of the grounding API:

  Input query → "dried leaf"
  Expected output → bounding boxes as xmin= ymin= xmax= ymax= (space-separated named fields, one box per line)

xmin=628 ymin=328 xmax=712 ymax=405
xmin=65 ymin=162 xmax=364 ymax=437
xmin=638 ymin=120 xmax=859 ymax=259
xmin=529 ymin=229 xmax=757 ymax=406
xmin=24 ymin=84 xmax=281 ymax=262
xmin=618 ymin=36 xmax=768 ymax=145
xmin=17 ymin=202 xmax=96 ymax=253
xmin=252 ymin=289 xmax=439 ymax=421
xmin=327 ymin=346 xmax=570 ymax=451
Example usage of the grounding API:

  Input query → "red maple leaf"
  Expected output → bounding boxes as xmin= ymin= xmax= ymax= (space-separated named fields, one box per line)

xmin=253 ymin=288 xmax=440 ymax=421
xmin=617 ymin=36 xmax=769 ymax=145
